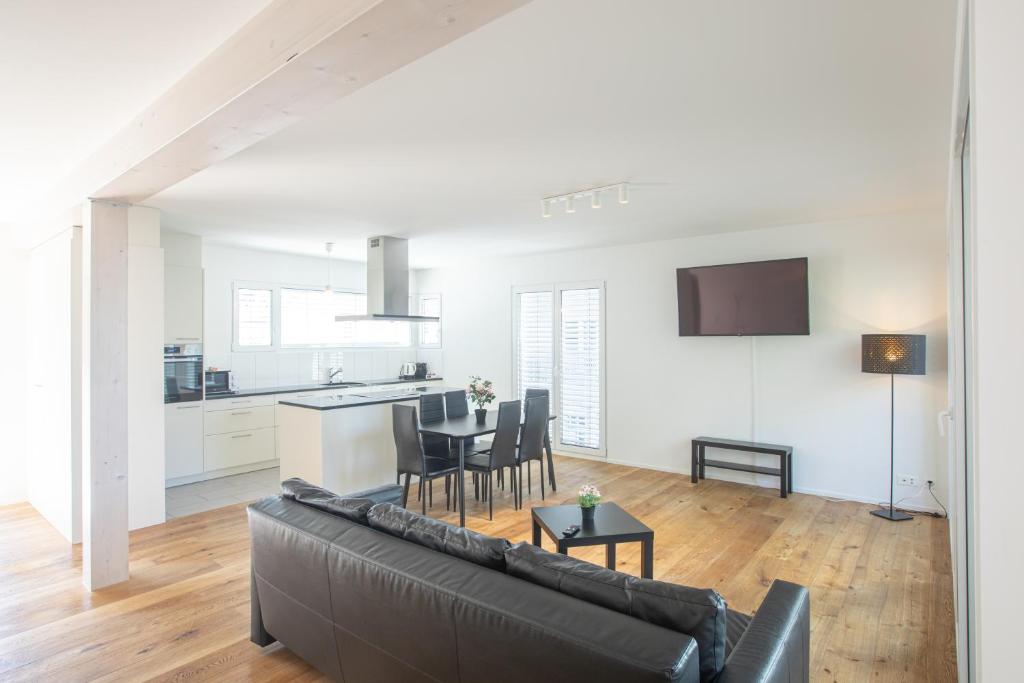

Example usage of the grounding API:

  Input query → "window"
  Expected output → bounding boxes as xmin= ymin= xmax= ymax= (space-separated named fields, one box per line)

xmin=235 ymin=287 xmax=273 ymax=348
xmin=513 ymin=283 xmax=605 ymax=456
xmin=514 ymin=289 xmax=554 ymax=402
xmin=279 ymin=287 xmax=410 ymax=347
xmin=559 ymin=287 xmax=602 ymax=450
xmin=419 ymin=294 xmax=442 ymax=347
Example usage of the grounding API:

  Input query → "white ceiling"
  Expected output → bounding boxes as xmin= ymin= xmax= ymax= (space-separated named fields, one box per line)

xmin=0 ymin=0 xmax=270 ymax=225
xmin=149 ymin=0 xmax=956 ymax=268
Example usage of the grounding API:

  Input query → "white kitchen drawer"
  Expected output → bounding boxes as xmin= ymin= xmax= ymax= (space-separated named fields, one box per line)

xmin=205 ymin=394 xmax=276 ymax=412
xmin=204 ymin=405 xmax=275 ymax=435
xmin=204 ymin=427 xmax=276 ymax=471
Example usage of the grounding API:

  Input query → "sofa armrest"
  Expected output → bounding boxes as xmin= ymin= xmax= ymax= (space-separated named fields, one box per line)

xmin=250 ymin=564 xmax=276 ymax=647
xmin=715 ymin=580 xmax=809 ymax=683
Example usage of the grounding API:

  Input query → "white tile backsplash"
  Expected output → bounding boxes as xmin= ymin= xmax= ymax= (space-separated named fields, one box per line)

xmin=206 ymin=349 xmax=421 ymax=391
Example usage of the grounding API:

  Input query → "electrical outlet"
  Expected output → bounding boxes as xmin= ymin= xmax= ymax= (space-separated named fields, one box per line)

xmin=897 ymin=474 xmax=919 ymax=487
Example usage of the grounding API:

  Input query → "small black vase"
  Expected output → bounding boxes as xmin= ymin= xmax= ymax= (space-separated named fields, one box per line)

xmin=580 ymin=505 xmax=596 ymax=522
xmin=475 ymin=408 xmax=487 ymax=424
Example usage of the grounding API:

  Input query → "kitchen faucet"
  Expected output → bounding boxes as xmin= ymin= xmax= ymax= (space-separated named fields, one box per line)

xmin=328 ymin=366 xmax=344 ymax=383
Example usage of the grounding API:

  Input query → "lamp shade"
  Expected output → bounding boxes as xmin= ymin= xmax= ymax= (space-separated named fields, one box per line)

xmin=861 ymin=334 xmax=926 ymax=375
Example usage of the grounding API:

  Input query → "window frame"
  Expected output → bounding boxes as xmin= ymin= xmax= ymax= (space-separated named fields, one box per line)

xmin=232 ymin=281 xmax=276 ymax=352
xmin=232 ymin=280 xmax=422 ymax=351
xmin=417 ymin=293 xmax=442 ymax=349
xmin=511 ymin=281 xmax=607 ymax=457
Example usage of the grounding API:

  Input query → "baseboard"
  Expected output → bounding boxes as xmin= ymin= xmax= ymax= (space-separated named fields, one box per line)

xmin=166 ymin=459 xmax=279 ymax=488
xmin=554 ymin=452 xmax=944 ymax=515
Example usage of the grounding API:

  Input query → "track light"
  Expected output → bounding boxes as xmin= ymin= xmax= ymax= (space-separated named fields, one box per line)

xmin=541 ymin=182 xmax=629 ymax=218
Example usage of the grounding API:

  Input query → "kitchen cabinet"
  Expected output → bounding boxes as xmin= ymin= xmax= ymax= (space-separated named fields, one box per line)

xmin=164 ymin=265 xmax=203 ymax=343
xmin=165 ymin=402 xmax=204 ymax=480
xmin=204 ymin=394 xmax=277 ymax=472
xmin=205 ymin=427 xmax=276 ymax=471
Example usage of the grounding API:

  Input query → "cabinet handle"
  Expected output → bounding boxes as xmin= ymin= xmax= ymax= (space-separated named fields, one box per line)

xmin=175 ymin=337 xmax=200 ymax=341
xmin=176 ymin=405 xmax=201 ymax=410
xmin=231 ymin=411 xmax=251 ymax=416
xmin=231 ymin=433 xmax=253 ymax=439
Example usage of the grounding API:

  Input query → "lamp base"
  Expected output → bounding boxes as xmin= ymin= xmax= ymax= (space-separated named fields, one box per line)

xmin=870 ymin=508 xmax=913 ymax=522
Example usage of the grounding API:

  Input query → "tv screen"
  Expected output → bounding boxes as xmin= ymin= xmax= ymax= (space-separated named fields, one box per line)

xmin=676 ymin=257 xmax=809 ymax=336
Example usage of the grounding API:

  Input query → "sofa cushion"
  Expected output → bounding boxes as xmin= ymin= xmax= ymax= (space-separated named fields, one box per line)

xmin=280 ymin=478 xmax=374 ymax=525
xmin=366 ymin=503 xmax=510 ymax=571
xmin=505 ymin=542 xmax=727 ymax=682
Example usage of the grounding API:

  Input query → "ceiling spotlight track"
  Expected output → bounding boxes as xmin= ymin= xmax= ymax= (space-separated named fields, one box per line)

xmin=541 ymin=182 xmax=629 ymax=218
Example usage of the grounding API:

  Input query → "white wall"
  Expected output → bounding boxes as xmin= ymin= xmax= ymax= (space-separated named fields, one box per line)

xmin=201 ymin=243 xmax=421 ymax=387
xmin=418 ymin=210 xmax=949 ymax=510
xmin=26 ymin=228 xmax=79 ymax=541
xmin=0 ymin=240 xmax=28 ymax=505
xmin=970 ymin=0 xmax=1024 ymax=678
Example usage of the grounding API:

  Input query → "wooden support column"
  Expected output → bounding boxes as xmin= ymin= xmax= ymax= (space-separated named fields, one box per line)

xmin=81 ymin=199 xmax=130 ymax=590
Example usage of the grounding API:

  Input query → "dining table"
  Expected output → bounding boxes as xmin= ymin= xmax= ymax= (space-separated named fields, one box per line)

xmin=419 ymin=410 xmax=558 ymax=527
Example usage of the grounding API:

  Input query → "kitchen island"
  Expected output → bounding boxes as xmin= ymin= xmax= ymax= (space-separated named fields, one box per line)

xmin=276 ymin=386 xmax=458 ymax=494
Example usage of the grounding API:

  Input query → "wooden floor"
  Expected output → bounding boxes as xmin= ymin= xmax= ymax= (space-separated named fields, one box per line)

xmin=0 ymin=456 xmax=956 ymax=682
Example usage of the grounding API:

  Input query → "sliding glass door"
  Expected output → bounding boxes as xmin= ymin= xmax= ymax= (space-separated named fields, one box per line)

xmin=513 ymin=282 xmax=606 ymax=456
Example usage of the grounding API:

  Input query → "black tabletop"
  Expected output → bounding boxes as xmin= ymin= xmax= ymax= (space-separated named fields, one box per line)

xmin=418 ymin=412 xmax=557 ymax=439
xmin=531 ymin=503 xmax=653 ymax=542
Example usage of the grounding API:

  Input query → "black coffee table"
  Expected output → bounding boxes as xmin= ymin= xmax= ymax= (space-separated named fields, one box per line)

xmin=531 ymin=503 xmax=654 ymax=579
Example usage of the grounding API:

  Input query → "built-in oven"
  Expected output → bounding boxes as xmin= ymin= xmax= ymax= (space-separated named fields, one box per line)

xmin=164 ymin=344 xmax=203 ymax=403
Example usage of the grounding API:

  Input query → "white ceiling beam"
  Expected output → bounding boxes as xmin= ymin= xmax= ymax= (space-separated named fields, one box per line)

xmin=29 ymin=0 xmax=528 ymax=243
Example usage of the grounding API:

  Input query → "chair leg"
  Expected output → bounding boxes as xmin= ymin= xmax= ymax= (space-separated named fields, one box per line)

xmin=518 ymin=465 xmax=524 ymax=509
xmin=422 ymin=477 xmax=428 ymax=515
xmin=498 ymin=468 xmax=504 ymax=490
xmin=488 ymin=473 xmax=494 ymax=520
xmin=528 ymin=460 xmax=532 ymax=495
xmin=417 ymin=477 xmax=422 ymax=502
xmin=540 ymin=458 xmax=545 ymax=501
xmin=429 ymin=479 xmax=433 ymax=508
xmin=402 ymin=473 xmax=411 ymax=507
xmin=474 ymin=473 xmax=479 ymax=501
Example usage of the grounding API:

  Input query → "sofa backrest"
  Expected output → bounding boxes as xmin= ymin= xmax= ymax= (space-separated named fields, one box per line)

xmin=249 ymin=496 xmax=700 ymax=683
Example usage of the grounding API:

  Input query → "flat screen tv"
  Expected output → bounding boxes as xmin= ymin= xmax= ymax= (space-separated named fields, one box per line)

xmin=676 ymin=257 xmax=809 ymax=336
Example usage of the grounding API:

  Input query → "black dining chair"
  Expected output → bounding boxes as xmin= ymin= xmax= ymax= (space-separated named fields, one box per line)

xmin=413 ymin=393 xmax=451 ymax=506
xmin=446 ymin=389 xmax=488 ymax=496
xmin=517 ymin=395 xmax=549 ymax=506
xmin=498 ymin=387 xmax=554 ymax=491
xmin=464 ymin=400 xmax=521 ymax=519
xmin=392 ymin=404 xmax=460 ymax=515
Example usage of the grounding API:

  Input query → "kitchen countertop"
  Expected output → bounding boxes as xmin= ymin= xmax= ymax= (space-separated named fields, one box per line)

xmin=204 ymin=376 xmax=443 ymax=400
xmin=277 ymin=385 xmax=460 ymax=411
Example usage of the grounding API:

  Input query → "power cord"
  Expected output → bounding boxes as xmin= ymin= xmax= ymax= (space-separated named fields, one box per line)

xmin=880 ymin=479 xmax=948 ymax=518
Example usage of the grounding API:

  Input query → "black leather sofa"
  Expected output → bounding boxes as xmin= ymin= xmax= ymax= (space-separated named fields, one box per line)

xmin=249 ymin=481 xmax=809 ymax=682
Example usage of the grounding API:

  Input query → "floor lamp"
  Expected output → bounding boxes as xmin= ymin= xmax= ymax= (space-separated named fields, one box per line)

xmin=861 ymin=334 xmax=926 ymax=522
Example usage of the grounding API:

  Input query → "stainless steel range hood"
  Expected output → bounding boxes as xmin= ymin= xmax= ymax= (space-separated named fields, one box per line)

xmin=335 ymin=236 xmax=439 ymax=322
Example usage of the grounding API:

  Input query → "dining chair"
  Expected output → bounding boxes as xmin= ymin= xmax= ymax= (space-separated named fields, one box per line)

xmin=517 ymin=395 xmax=549 ymax=506
xmin=498 ymin=387 xmax=553 ymax=491
xmin=392 ymin=404 xmax=460 ymax=515
xmin=446 ymin=389 xmax=488 ymax=497
xmin=464 ymin=400 xmax=521 ymax=519
xmin=413 ymin=393 xmax=451 ymax=505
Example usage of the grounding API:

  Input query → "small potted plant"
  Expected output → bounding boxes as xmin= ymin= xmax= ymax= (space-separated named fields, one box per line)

xmin=578 ymin=483 xmax=601 ymax=522
xmin=468 ymin=376 xmax=496 ymax=424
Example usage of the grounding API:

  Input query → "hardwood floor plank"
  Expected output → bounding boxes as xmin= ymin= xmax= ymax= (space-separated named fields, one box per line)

xmin=0 ymin=456 xmax=955 ymax=681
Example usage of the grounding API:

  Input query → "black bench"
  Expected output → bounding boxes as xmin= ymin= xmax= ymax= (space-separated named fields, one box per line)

xmin=691 ymin=436 xmax=793 ymax=498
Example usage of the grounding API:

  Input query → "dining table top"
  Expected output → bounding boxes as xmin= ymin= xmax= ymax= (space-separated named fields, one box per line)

xmin=418 ymin=410 xmax=557 ymax=439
